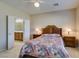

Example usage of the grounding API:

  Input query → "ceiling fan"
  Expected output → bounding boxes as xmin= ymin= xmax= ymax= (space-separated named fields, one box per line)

xmin=24 ymin=0 xmax=45 ymax=7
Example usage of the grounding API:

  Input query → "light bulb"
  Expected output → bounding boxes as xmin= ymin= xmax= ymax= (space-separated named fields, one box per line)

xmin=34 ymin=2 xmax=40 ymax=7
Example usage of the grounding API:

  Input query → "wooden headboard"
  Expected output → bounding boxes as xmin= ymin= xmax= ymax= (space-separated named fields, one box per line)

xmin=42 ymin=25 xmax=62 ymax=36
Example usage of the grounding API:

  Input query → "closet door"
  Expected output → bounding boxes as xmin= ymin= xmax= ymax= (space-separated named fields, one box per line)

xmin=24 ymin=19 xmax=30 ymax=41
xmin=7 ymin=16 xmax=15 ymax=49
xmin=0 ymin=15 xmax=6 ymax=51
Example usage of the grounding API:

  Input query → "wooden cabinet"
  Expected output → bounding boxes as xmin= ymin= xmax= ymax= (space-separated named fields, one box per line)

xmin=63 ymin=36 xmax=78 ymax=47
xmin=14 ymin=32 xmax=23 ymax=41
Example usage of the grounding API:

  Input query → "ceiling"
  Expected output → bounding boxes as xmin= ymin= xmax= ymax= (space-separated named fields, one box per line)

xmin=0 ymin=0 xmax=79 ymax=15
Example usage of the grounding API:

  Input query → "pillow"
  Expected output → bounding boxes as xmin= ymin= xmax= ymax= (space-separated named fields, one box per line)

xmin=42 ymin=34 xmax=61 ymax=37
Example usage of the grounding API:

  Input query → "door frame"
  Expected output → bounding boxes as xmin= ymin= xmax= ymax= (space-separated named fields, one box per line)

xmin=6 ymin=16 xmax=8 ymax=50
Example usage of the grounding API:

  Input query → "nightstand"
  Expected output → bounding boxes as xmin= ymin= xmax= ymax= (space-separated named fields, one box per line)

xmin=33 ymin=34 xmax=41 ymax=39
xmin=63 ymin=36 xmax=77 ymax=47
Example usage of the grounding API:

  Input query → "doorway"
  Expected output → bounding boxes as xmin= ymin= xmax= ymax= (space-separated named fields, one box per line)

xmin=7 ymin=16 xmax=30 ymax=50
xmin=7 ymin=16 xmax=24 ymax=50
xmin=14 ymin=18 xmax=24 ymax=41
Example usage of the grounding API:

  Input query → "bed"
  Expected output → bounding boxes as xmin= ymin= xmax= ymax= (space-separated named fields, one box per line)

xmin=19 ymin=25 xmax=69 ymax=58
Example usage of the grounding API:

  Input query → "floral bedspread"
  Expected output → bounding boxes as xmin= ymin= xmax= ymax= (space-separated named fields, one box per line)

xmin=19 ymin=34 xmax=69 ymax=58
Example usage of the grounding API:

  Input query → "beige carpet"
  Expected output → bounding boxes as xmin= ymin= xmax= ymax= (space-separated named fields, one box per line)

xmin=66 ymin=47 xmax=79 ymax=58
xmin=0 ymin=41 xmax=79 ymax=58
xmin=0 ymin=41 xmax=23 ymax=58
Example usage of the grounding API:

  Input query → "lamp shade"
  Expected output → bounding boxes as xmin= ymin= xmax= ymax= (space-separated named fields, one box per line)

xmin=35 ymin=28 xmax=42 ymax=34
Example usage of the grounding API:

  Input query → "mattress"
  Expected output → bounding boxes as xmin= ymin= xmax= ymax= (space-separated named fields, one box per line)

xmin=19 ymin=34 xmax=69 ymax=58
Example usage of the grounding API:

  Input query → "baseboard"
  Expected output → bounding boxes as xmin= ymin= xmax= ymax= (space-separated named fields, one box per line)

xmin=0 ymin=49 xmax=6 ymax=53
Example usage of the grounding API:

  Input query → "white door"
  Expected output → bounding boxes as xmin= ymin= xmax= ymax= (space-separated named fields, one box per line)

xmin=24 ymin=19 xmax=30 ymax=41
xmin=7 ymin=16 xmax=15 ymax=49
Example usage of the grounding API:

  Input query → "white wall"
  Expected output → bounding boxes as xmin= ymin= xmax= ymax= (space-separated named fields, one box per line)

xmin=76 ymin=8 xmax=79 ymax=47
xmin=76 ymin=8 xmax=79 ymax=40
xmin=15 ymin=22 xmax=24 ymax=31
xmin=0 ymin=1 xmax=29 ymax=17
xmin=0 ymin=1 xmax=29 ymax=51
xmin=31 ymin=9 xmax=76 ymax=36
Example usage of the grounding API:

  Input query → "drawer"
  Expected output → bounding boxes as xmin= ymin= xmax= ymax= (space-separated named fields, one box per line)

xmin=64 ymin=37 xmax=75 ymax=40
xmin=63 ymin=37 xmax=75 ymax=42
xmin=64 ymin=39 xmax=75 ymax=42
xmin=65 ymin=42 xmax=75 ymax=47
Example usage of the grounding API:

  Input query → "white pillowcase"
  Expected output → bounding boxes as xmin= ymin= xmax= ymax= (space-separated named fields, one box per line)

xmin=42 ymin=34 xmax=61 ymax=37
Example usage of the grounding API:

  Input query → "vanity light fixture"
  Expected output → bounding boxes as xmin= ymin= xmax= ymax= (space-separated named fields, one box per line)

xmin=16 ymin=19 xmax=23 ymax=23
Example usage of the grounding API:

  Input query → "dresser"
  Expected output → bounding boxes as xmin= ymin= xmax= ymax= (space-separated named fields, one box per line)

xmin=63 ymin=36 xmax=78 ymax=47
